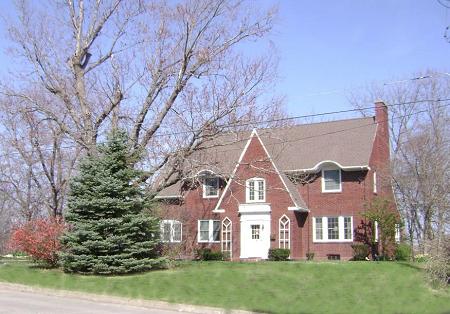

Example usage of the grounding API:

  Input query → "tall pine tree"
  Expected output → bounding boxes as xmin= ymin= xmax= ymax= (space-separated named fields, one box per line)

xmin=60 ymin=131 xmax=162 ymax=274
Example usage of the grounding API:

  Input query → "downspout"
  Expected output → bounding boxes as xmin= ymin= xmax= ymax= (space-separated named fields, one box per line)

xmin=307 ymin=183 xmax=310 ymax=255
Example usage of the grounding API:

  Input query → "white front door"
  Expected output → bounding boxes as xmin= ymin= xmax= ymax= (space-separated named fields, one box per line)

xmin=240 ymin=212 xmax=271 ymax=259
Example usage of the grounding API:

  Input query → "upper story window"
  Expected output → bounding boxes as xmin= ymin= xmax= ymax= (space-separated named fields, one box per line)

xmin=246 ymin=178 xmax=265 ymax=203
xmin=321 ymin=169 xmax=342 ymax=193
xmin=203 ymin=177 xmax=219 ymax=198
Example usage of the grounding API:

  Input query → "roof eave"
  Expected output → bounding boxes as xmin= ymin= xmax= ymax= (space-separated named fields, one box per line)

xmin=285 ymin=162 xmax=371 ymax=173
xmin=154 ymin=195 xmax=182 ymax=200
xmin=288 ymin=206 xmax=310 ymax=212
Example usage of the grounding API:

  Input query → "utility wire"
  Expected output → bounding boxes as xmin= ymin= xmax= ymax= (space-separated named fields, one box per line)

xmin=1 ymin=98 xmax=449 ymax=159
xmin=297 ymin=72 xmax=450 ymax=98
xmin=145 ymin=98 xmax=450 ymax=139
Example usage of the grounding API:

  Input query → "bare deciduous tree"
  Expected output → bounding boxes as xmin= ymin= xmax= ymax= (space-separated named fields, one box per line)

xmin=0 ymin=0 xmax=285 ymax=202
xmin=0 ymin=95 xmax=80 ymax=218
xmin=348 ymin=70 xmax=450 ymax=259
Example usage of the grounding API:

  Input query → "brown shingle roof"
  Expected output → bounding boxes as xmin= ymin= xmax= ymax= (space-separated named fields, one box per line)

xmin=259 ymin=116 xmax=376 ymax=171
xmin=157 ymin=116 xmax=377 ymax=198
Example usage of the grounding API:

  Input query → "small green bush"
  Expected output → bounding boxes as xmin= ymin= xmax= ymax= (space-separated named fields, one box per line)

xmin=415 ymin=254 xmax=429 ymax=263
xmin=395 ymin=243 xmax=411 ymax=261
xmin=351 ymin=244 xmax=370 ymax=261
xmin=196 ymin=248 xmax=224 ymax=261
xmin=306 ymin=252 xmax=315 ymax=261
xmin=268 ymin=248 xmax=290 ymax=261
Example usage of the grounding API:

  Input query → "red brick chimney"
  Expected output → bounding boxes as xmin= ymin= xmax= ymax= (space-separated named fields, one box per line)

xmin=374 ymin=100 xmax=389 ymax=140
xmin=372 ymin=100 xmax=391 ymax=195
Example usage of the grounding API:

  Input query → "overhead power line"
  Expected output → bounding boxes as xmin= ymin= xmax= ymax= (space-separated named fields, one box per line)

xmin=0 ymin=98 xmax=449 ymax=159
xmin=148 ymin=97 xmax=450 ymax=139
xmin=298 ymin=72 xmax=450 ymax=98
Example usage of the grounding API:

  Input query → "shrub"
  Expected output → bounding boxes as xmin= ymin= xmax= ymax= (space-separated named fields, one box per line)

xmin=415 ymin=254 xmax=429 ymax=263
xmin=9 ymin=218 xmax=66 ymax=267
xmin=394 ymin=243 xmax=411 ymax=261
xmin=351 ymin=243 xmax=370 ymax=261
xmin=306 ymin=252 xmax=315 ymax=261
xmin=196 ymin=248 xmax=224 ymax=261
xmin=268 ymin=248 xmax=290 ymax=261
xmin=426 ymin=255 xmax=450 ymax=288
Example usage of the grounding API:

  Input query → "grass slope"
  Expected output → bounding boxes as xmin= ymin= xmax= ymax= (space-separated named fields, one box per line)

xmin=0 ymin=260 xmax=449 ymax=314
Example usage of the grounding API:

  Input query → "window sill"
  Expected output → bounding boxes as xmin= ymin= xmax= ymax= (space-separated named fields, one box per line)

xmin=203 ymin=195 xmax=219 ymax=199
xmin=197 ymin=240 xmax=221 ymax=243
xmin=313 ymin=240 xmax=353 ymax=243
xmin=321 ymin=190 xmax=342 ymax=194
xmin=244 ymin=200 xmax=268 ymax=204
xmin=212 ymin=209 xmax=225 ymax=213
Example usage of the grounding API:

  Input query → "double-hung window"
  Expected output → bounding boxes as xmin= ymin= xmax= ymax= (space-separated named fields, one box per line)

xmin=246 ymin=178 xmax=265 ymax=202
xmin=203 ymin=177 xmax=219 ymax=198
xmin=327 ymin=217 xmax=339 ymax=240
xmin=313 ymin=216 xmax=353 ymax=242
xmin=161 ymin=220 xmax=182 ymax=243
xmin=322 ymin=169 xmax=342 ymax=192
xmin=198 ymin=220 xmax=220 ymax=242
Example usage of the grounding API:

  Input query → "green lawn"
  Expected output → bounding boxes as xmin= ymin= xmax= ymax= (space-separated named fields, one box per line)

xmin=0 ymin=259 xmax=449 ymax=314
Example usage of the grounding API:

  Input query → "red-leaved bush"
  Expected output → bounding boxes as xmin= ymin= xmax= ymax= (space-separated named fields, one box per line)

xmin=9 ymin=218 xmax=66 ymax=267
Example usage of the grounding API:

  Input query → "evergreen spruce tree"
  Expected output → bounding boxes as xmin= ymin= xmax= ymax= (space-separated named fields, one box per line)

xmin=60 ymin=131 xmax=162 ymax=274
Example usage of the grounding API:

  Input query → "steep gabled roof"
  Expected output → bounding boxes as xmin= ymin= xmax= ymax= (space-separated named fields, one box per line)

xmin=213 ymin=129 xmax=307 ymax=211
xmin=156 ymin=116 xmax=377 ymax=198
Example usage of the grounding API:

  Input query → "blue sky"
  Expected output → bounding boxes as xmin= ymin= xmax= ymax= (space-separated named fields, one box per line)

xmin=270 ymin=0 xmax=450 ymax=116
xmin=0 ymin=1 xmax=449 ymax=119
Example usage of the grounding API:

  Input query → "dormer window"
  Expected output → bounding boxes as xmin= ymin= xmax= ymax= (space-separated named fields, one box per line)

xmin=246 ymin=178 xmax=265 ymax=202
xmin=322 ymin=169 xmax=342 ymax=193
xmin=203 ymin=176 xmax=219 ymax=198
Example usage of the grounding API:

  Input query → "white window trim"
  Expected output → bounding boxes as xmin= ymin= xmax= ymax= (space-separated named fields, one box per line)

xmin=374 ymin=220 xmax=379 ymax=242
xmin=161 ymin=220 xmax=182 ymax=243
xmin=395 ymin=224 xmax=401 ymax=243
xmin=321 ymin=168 xmax=342 ymax=193
xmin=202 ymin=177 xmax=219 ymax=198
xmin=197 ymin=219 xmax=220 ymax=243
xmin=221 ymin=217 xmax=232 ymax=257
xmin=313 ymin=216 xmax=353 ymax=243
xmin=373 ymin=171 xmax=378 ymax=194
xmin=279 ymin=215 xmax=290 ymax=249
xmin=245 ymin=177 xmax=266 ymax=203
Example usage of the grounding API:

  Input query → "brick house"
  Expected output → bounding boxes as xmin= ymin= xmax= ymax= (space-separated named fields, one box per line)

xmin=156 ymin=102 xmax=398 ymax=260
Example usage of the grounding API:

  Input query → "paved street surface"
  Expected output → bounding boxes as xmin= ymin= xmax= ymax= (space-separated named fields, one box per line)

xmin=0 ymin=287 xmax=191 ymax=314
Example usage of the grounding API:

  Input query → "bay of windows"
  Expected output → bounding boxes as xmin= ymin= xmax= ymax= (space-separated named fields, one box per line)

xmin=313 ymin=216 xmax=353 ymax=242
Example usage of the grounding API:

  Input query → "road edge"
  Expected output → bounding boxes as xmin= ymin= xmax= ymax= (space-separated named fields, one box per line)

xmin=0 ymin=282 xmax=257 ymax=314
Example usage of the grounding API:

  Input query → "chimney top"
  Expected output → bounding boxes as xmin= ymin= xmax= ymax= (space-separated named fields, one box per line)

xmin=374 ymin=100 xmax=388 ymax=123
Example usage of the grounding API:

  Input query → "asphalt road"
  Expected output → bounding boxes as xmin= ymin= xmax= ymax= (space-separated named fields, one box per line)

xmin=0 ymin=287 xmax=191 ymax=314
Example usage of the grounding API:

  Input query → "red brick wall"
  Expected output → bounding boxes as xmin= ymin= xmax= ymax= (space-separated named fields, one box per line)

xmin=158 ymin=107 xmax=396 ymax=260
xmin=217 ymin=134 xmax=298 ymax=259
xmin=297 ymin=170 xmax=370 ymax=260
